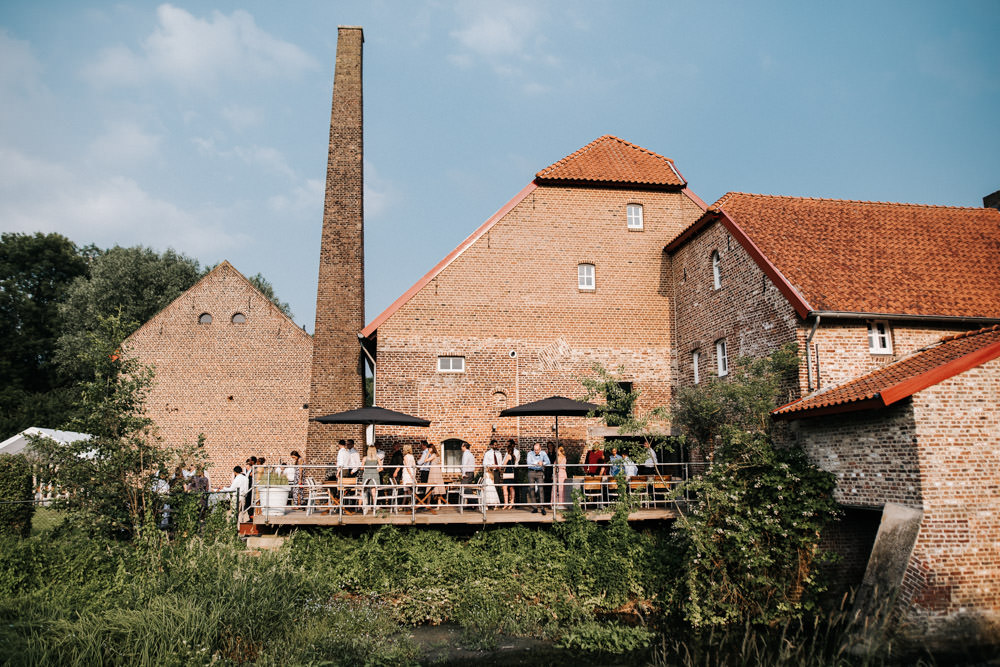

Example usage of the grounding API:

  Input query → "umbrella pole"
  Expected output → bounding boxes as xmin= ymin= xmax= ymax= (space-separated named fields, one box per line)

xmin=555 ymin=416 xmax=559 ymax=449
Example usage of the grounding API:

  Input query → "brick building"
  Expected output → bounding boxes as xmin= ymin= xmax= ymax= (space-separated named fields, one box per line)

xmin=360 ymin=135 xmax=707 ymax=466
xmin=665 ymin=193 xmax=1000 ymax=646
xmin=127 ymin=261 xmax=312 ymax=479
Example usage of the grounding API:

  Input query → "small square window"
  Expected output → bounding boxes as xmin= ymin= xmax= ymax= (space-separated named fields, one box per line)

xmin=692 ymin=351 xmax=700 ymax=384
xmin=715 ymin=339 xmax=728 ymax=377
xmin=438 ymin=356 xmax=465 ymax=373
xmin=578 ymin=263 xmax=595 ymax=290
xmin=626 ymin=204 xmax=643 ymax=230
xmin=868 ymin=321 xmax=892 ymax=354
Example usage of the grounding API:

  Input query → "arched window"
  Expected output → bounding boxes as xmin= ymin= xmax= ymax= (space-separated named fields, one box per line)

xmin=711 ymin=251 xmax=721 ymax=289
xmin=198 ymin=313 xmax=213 ymax=324
xmin=231 ymin=312 xmax=247 ymax=324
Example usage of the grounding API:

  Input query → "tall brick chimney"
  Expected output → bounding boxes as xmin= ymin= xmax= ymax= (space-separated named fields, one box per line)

xmin=306 ymin=26 xmax=366 ymax=462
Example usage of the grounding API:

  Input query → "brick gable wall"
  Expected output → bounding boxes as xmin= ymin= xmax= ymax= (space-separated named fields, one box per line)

xmin=127 ymin=263 xmax=312 ymax=482
xmin=373 ymin=185 xmax=703 ymax=459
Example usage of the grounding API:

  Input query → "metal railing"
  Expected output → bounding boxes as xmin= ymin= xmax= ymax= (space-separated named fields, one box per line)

xmin=248 ymin=462 xmax=691 ymax=523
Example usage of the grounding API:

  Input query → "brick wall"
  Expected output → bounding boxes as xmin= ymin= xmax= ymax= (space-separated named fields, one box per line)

xmin=898 ymin=357 xmax=1000 ymax=644
xmin=372 ymin=184 xmax=703 ymax=460
xmin=306 ymin=26 xmax=366 ymax=462
xmin=669 ymin=218 xmax=801 ymax=391
xmin=127 ymin=262 xmax=312 ymax=482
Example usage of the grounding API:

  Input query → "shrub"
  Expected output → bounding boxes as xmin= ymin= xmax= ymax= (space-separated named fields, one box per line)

xmin=0 ymin=453 xmax=35 ymax=537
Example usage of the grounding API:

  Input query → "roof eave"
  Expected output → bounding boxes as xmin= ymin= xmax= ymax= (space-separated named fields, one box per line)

xmin=532 ymin=177 xmax=685 ymax=191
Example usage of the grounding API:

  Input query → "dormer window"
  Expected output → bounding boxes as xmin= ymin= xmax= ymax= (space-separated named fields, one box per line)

xmin=868 ymin=321 xmax=892 ymax=354
xmin=711 ymin=251 xmax=721 ymax=289
xmin=626 ymin=204 xmax=643 ymax=230
xmin=578 ymin=263 xmax=595 ymax=290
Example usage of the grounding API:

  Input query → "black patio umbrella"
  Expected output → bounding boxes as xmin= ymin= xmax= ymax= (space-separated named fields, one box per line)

xmin=311 ymin=405 xmax=431 ymax=427
xmin=498 ymin=395 xmax=599 ymax=448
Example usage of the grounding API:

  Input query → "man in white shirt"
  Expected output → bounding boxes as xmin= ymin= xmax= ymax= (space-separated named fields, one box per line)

xmin=345 ymin=439 xmax=361 ymax=476
xmin=334 ymin=440 xmax=349 ymax=480
xmin=220 ymin=465 xmax=250 ymax=515
xmin=482 ymin=440 xmax=501 ymax=485
xmin=416 ymin=440 xmax=431 ymax=486
xmin=460 ymin=442 xmax=476 ymax=484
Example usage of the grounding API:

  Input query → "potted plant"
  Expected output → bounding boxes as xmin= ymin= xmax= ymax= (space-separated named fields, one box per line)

xmin=256 ymin=469 xmax=291 ymax=516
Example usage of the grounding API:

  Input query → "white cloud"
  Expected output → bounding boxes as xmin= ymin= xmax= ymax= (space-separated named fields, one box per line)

xmin=88 ymin=121 xmax=162 ymax=166
xmin=83 ymin=4 xmax=318 ymax=91
xmin=0 ymin=29 xmax=44 ymax=94
xmin=192 ymin=137 xmax=296 ymax=179
xmin=267 ymin=178 xmax=324 ymax=214
xmin=0 ymin=146 xmax=243 ymax=256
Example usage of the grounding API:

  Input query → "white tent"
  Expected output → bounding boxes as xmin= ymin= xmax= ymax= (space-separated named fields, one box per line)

xmin=0 ymin=427 xmax=91 ymax=456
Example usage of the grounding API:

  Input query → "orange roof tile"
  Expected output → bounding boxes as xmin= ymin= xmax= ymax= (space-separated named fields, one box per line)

xmin=535 ymin=135 xmax=685 ymax=188
xmin=773 ymin=325 xmax=1000 ymax=419
xmin=669 ymin=193 xmax=1000 ymax=319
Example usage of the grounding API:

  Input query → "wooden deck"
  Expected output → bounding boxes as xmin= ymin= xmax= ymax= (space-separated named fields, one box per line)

xmin=253 ymin=505 xmax=677 ymax=526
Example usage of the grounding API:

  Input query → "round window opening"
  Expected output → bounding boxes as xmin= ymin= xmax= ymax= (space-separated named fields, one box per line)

xmin=198 ymin=313 xmax=213 ymax=324
xmin=232 ymin=312 xmax=246 ymax=324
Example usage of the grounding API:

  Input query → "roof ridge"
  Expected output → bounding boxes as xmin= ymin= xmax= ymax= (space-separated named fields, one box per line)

xmin=712 ymin=191 xmax=994 ymax=211
xmin=535 ymin=135 xmax=682 ymax=184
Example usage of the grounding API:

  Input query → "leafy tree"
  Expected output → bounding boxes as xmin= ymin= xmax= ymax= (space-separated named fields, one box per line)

xmin=581 ymin=363 xmax=669 ymax=461
xmin=668 ymin=344 xmax=838 ymax=627
xmin=0 ymin=233 xmax=89 ymax=435
xmin=0 ymin=454 xmax=35 ymax=537
xmin=247 ymin=272 xmax=294 ymax=319
xmin=32 ymin=311 xmax=171 ymax=536
xmin=55 ymin=246 xmax=202 ymax=380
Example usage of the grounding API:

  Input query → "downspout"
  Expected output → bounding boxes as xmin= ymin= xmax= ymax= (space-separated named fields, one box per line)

xmin=804 ymin=315 xmax=821 ymax=392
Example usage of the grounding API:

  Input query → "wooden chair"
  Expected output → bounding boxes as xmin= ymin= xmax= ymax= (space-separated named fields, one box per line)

xmin=628 ymin=476 xmax=650 ymax=508
xmin=582 ymin=476 xmax=604 ymax=510
xmin=413 ymin=483 xmax=434 ymax=510
xmin=339 ymin=477 xmax=363 ymax=513
xmin=605 ymin=476 xmax=620 ymax=505
xmin=649 ymin=477 xmax=673 ymax=507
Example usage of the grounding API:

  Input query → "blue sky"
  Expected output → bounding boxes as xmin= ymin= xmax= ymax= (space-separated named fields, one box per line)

xmin=2 ymin=1 xmax=998 ymax=331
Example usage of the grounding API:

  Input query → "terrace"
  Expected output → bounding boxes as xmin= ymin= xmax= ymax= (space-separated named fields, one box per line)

xmin=249 ymin=462 xmax=691 ymax=527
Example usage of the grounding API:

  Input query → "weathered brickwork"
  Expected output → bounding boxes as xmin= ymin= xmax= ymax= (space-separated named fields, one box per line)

xmin=669 ymin=219 xmax=800 ymax=391
xmin=793 ymin=402 xmax=923 ymax=509
xmin=898 ymin=358 xmax=1000 ymax=643
xmin=306 ymin=26 xmax=366 ymax=462
xmin=791 ymin=358 xmax=1000 ymax=646
xmin=810 ymin=320 xmax=979 ymax=389
xmin=373 ymin=185 xmax=704 ymax=459
xmin=127 ymin=262 xmax=312 ymax=480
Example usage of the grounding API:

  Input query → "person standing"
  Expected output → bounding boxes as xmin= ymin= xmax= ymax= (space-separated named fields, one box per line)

xmin=286 ymin=450 xmax=302 ymax=508
xmin=500 ymin=441 xmax=518 ymax=510
xmin=460 ymin=442 xmax=476 ymax=485
xmin=641 ymin=442 xmax=658 ymax=477
xmin=401 ymin=445 xmax=417 ymax=487
xmin=555 ymin=446 xmax=568 ymax=507
xmin=334 ymin=440 xmax=349 ymax=480
xmin=388 ymin=443 xmax=404 ymax=483
xmin=345 ymin=440 xmax=361 ymax=476
xmin=526 ymin=442 xmax=550 ymax=515
xmin=416 ymin=440 xmax=431 ymax=489
xmin=426 ymin=443 xmax=446 ymax=509
xmin=360 ymin=445 xmax=383 ymax=515
xmin=482 ymin=440 xmax=501 ymax=485
xmin=220 ymin=466 xmax=249 ymax=520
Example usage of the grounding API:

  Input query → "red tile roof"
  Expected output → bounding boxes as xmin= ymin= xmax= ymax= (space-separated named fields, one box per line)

xmin=773 ymin=325 xmax=1000 ymax=419
xmin=666 ymin=193 xmax=1000 ymax=320
xmin=535 ymin=135 xmax=686 ymax=188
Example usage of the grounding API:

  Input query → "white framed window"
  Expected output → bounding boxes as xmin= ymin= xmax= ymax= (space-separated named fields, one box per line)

xmin=711 ymin=251 xmax=721 ymax=289
xmin=692 ymin=350 xmax=700 ymax=384
xmin=437 ymin=356 xmax=465 ymax=373
xmin=715 ymin=339 xmax=728 ymax=377
xmin=867 ymin=321 xmax=892 ymax=354
xmin=578 ymin=263 xmax=595 ymax=290
xmin=626 ymin=204 xmax=644 ymax=230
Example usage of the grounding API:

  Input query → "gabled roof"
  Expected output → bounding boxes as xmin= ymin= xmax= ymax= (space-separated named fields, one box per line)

xmin=535 ymin=135 xmax=686 ymax=188
xmin=128 ymin=260 xmax=310 ymax=342
xmin=773 ymin=325 xmax=1000 ymax=419
xmin=666 ymin=193 xmax=1000 ymax=320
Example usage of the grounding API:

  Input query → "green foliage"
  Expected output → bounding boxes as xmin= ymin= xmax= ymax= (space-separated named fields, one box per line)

xmin=581 ymin=363 xmax=670 ymax=460
xmin=0 ymin=454 xmax=35 ymax=537
xmin=246 ymin=272 xmax=294 ymax=319
xmin=55 ymin=245 xmax=202 ymax=380
xmin=0 ymin=232 xmax=89 ymax=435
xmin=30 ymin=311 xmax=169 ymax=537
xmin=557 ymin=620 xmax=654 ymax=653
xmin=668 ymin=344 xmax=839 ymax=627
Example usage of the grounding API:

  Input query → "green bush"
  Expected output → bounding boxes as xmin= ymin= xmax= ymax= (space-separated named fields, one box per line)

xmin=0 ymin=454 xmax=35 ymax=538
